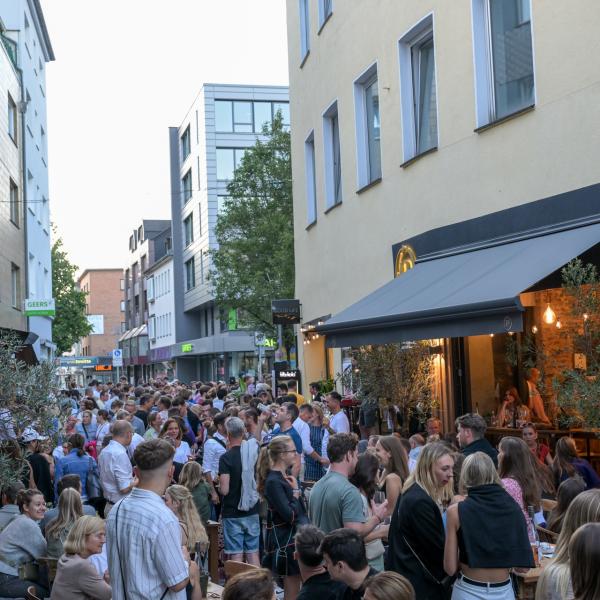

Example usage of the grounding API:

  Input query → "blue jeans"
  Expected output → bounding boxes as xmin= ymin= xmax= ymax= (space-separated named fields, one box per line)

xmin=222 ymin=514 xmax=260 ymax=555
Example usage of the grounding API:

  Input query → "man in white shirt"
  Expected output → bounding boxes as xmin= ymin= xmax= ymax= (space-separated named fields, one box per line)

xmin=115 ymin=410 xmax=145 ymax=458
xmin=294 ymin=404 xmax=329 ymax=481
xmin=202 ymin=413 xmax=228 ymax=510
xmin=98 ymin=420 xmax=137 ymax=517
xmin=324 ymin=392 xmax=350 ymax=459
xmin=107 ymin=438 xmax=192 ymax=599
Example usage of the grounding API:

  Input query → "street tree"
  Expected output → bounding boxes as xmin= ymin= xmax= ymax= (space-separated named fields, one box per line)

xmin=209 ymin=113 xmax=294 ymax=347
xmin=51 ymin=232 xmax=92 ymax=354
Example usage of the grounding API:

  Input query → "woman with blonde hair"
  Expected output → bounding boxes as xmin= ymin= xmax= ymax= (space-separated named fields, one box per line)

xmin=257 ymin=435 xmax=305 ymax=600
xmin=164 ymin=484 xmax=208 ymax=554
xmin=387 ymin=442 xmax=454 ymax=600
xmin=363 ymin=571 xmax=415 ymax=600
xmin=179 ymin=460 xmax=212 ymax=525
xmin=569 ymin=522 xmax=600 ymax=600
xmin=45 ymin=488 xmax=84 ymax=558
xmin=376 ymin=435 xmax=409 ymax=516
xmin=445 ymin=452 xmax=534 ymax=599
xmin=536 ymin=489 xmax=600 ymax=600
xmin=304 ymin=402 xmax=329 ymax=482
xmin=50 ymin=515 xmax=111 ymax=599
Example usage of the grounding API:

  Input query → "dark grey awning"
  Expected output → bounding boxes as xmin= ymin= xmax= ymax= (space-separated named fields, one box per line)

xmin=320 ymin=223 xmax=600 ymax=348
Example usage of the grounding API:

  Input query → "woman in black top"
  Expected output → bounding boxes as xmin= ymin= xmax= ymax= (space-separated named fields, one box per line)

xmin=257 ymin=435 xmax=305 ymax=600
xmin=444 ymin=452 xmax=534 ymax=599
xmin=386 ymin=442 xmax=454 ymax=600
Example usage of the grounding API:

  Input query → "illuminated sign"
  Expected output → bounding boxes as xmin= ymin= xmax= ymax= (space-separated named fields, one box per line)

xmin=394 ymin=245 xmax=416 ymax=277
xmin=25 ymin=298 xmax=55 ymax=317
xmin=95 ymin=365 xmax=113 ymax=371
xmin=181 ymin=343 xmax=193 ymax=353
xmin=272 ymin=299 xmax=301 ymax=325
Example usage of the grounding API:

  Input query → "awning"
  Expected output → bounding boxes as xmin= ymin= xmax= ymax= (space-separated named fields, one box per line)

xmin=319 ymin=223 xmax=600 ymax=348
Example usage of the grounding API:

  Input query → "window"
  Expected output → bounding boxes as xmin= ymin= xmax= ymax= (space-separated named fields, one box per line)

xmin=318 ymin=0 xmax=333 ymax=28
xmin=120 ymin=278 xmax=125 ymax=291
xmin=197 ymin=203 xmax=202 ymax=237
xmin=215 ymin=100 xmax=233 ymax=132
xmin=215 ymin=100 xmax=290 ymax=133
xmin=217 ymin=195 xmax=229 ymax=215
xmin=472 ymin=0 xmax=534 ymax=127
xmin=216 ymin=148 xmax=247 ymax=181
xmin=354 ymin=64 xmax=381 ymax=187
xmin=180 ymin=126 xmax=191 ymax=162
xmin=273 ymin=102 xmax=291 ymax=130
xmin=185 ymin=257 xmax=195 ymax=291
xmin=9 ymin=180 xmax=19 ymax=226
xmin=323 ymin=101 xmax=342 ymax=208
xmin=182 ymin=169 xmax=192 ymax=204
xmin=148 ymin=316 xmax=156 ymax=340
xmin=11 ymin=264 xmax=20 ymax=309
xmin=199 ymin=250 xmax=205 ymax=284
xmin=299 ymin=0 xmax=310 ymax=61
xmin=184 ymin=213 xmax=194 ymax=247
xmin=254 ymin=102 xmax=272 ymax=133
xmin=7 ymin=95 xmax=17 ymax=143
xmin=399 ymin=15 xmax=438 ymax=161
xmin=233 ymin=102 xmax=253 ymax=132
xmin=305 ymin=132 xmax=317 ymax=225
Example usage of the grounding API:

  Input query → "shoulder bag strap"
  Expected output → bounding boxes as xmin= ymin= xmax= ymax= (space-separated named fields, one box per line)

xmin=402 ymin=535 xmax=443 ymax=586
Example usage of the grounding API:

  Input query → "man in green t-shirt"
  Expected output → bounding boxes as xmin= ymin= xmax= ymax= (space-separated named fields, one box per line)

xmin=308 ymin=433 xmax=387 ymax=535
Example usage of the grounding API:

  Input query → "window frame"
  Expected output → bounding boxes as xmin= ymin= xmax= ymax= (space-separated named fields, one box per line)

xmin=398 ymin=13 xmax=439 ymax=163
xmin=185 ymin=257 xmax=196 ymax=291
xmin=471 ymin=0 xmax=536 ymax=128
xmin=183 ymin=213 xmax=194 ymax=247
xmin=11 ymin=264 xmax=20 ymax=309
xmin=322 ymin=100 xmax=343 ymax=210
xmin=318 ymin=0 xmax=333 ymax=30
xmin=216 ymin=147 xmax=247 ymax=182
xmin=9 ymin=179 xmax=19 ymax=227
xmin=181 ymin=169 xmax=192 ymax=205
xmin=299 ymin=0 xmax=310 ymax=63
xmin=304 ymin=131 xmax=317 ymax=226
xmin=353 ymin=62 xmax=382 ymax=189
xmin=180 ymin=125 xmax=191 ymax=163
xmin=7 ymin=94 xmax=17 ymax=145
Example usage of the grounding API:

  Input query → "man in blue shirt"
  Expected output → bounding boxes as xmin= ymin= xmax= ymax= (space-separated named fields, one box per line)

xmin=271 ymin=402 xmax=302 ymax=478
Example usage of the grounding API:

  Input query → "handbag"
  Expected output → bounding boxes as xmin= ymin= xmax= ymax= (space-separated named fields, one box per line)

xmin=86 ymin=456 xmax=103 ymax=500
xmin=403 ymin=535 xmax=455 ymax=599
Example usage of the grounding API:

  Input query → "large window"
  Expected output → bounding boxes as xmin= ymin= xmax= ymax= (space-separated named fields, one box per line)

xmin=216 ymin=148 xmax=247 ymax=181
xmin=323 ymin=101 xmax=342 ymax=209
xmin=399 ymin=15 xmax=438 ymax=161
xmin=354 ymin=64 xmax=381 ymax=187
xmin=305 ymin=132 xmax=317 ymax=225
xmin=299 ymin=0 xmax=310 ymax=61
xmin=181 ymin=169 xmax=192 ymax=204
xmin=472 ymin=0 xmax=535 ymax=126
xmin=183 ymin=213 xmax=194 ymax=247
xmin=7 ymin=94 xmax=17 ymax=144
xmin=185 ymin=257 xmax=195 ymax=291
xmin=9 ymin=179 xmax=19 ymax=226
xmin=214 ymin=100 xmax=290 ymax=133
xmin=180 ymin=126 xmax=191 ymax=162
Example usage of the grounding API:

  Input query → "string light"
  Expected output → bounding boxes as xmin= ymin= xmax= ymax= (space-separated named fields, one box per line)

xmin=543 ymin=304 xmax=556 ymax=325
xmin=531 ymin=325 xmax=538 ymax=334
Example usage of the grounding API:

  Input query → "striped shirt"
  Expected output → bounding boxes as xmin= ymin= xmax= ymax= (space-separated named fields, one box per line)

xmin=106 ymin=488 xmax=188 ymax=600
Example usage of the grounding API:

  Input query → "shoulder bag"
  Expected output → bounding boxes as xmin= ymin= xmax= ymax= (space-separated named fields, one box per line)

xmin=86 ymin=455 xmax=103 ymax=500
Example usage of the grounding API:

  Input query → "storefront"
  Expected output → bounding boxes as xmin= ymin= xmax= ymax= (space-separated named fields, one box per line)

xmin=118 ymin=325 xmax=149 ymax=384
xmin=316 ymin=188 xmax=600 ymax=465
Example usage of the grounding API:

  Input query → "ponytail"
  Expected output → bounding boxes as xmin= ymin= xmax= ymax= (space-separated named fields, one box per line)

xmin=256 ymin=435 xmax=294 ymax=496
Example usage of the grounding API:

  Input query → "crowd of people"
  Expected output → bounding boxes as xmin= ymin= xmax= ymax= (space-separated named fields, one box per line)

xmin=0 ymin=375 xmax=599 ymax=599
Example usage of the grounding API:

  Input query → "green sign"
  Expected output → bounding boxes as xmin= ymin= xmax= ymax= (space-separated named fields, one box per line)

xmin=24 ymin=298 xmax=55 ymax=317
xmin=227 ymin=309 xmax=238 ymax=331
xmin=181 ymin=343 xmax=193 ymax=353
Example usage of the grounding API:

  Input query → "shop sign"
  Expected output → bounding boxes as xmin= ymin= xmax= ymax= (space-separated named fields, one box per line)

xmin=58 ymin=356 xmax=99 ymax=367
xmin=271 ymin=299 xmax=301 ymax=324
xmin=181 ymin=343 xmax=194 ymax=353
xmin=24 ymin=298 xmax=55 ymax=317
xmin=254 ymin=333 xmax=277 ymax=348
xmin=278 ymin=368 xmax=300 ymax=380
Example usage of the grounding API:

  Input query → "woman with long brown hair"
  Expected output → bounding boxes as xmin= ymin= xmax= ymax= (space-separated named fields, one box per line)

xmin=375 ymin=435 xmax=409 ymax=516
xmin=498 ymin=436 xmax=541 ymax=532
xmin=256 ymin=435 xmax=305 ymax=600
xmin=159 ymin=418 xmax=192 ymax=464
xmin=552 ymin=437 xmax=600 ymax=490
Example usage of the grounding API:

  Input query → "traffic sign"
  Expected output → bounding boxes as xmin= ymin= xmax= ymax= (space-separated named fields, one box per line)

xmin=112 ymin=349 xmax=123 ymax=367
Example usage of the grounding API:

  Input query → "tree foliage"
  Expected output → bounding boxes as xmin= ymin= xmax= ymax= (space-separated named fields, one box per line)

xmin=209 ymin=115 xmax=294 ymax=340
xmin=0 ymin=331 xmax=64 ymax=490
xmin=51 ymin=233 xmax=92 ymax=354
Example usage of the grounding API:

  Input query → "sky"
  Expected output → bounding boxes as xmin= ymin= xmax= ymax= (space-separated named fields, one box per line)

xmin=42 ymin=0 xmax=289 ymax=272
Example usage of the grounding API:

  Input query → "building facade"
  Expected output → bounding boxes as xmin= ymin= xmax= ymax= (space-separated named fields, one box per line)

xmin=287 ymin=1 xmax=600 ymax=428
xmin=0 ymin=29 xmax=27 ymax=336
xmin=169 ymin=83 xmax=289 ymax=382
xmin=1 ymin=0 xmax=55 ymax=361
xmin=120 ymin=220 xmax=171 ymax=382
xmin=77 ymin=269 xmax=125 ymax=357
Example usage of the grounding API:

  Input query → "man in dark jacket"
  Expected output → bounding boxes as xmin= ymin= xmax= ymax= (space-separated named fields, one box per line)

xmin=456 ymin=413 xmax=498 ymax=467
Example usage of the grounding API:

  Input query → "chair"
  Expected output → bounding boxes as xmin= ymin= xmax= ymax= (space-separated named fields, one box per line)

xmin=37 ymin=556 xmax=58 ymax=587
xmin=537 ymin=525 xmax=559 ymax=543
xmin=224 ymin=560 xmax=259 ymax=580
xmin=24 ymin=586 xmax=42 ymax=600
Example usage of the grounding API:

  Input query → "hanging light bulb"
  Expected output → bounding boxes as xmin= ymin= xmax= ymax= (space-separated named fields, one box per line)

xmin=531 ymin=325 xmax=538 ymax=334
xmin=543 ymin=304 xmax=556 ymax=325
xmin=489 ymin=333 xmax=494 ymax=338
xmin=556 ymin=318 xmax=562 ymax=329
xmin=583 ymin=313 xmax=589 ymax=321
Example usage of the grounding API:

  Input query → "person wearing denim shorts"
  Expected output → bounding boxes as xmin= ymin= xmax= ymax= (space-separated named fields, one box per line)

xmin=218 ymin=417 xmax=260 ymax=565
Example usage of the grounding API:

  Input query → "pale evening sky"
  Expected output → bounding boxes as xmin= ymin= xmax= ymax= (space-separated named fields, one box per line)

xmin=42 ymin=0 xmax=289 ymax=273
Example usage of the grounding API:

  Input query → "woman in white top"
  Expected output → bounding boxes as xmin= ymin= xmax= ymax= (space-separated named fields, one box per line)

xmin=160 ymin=417 xmax=192 ymax=463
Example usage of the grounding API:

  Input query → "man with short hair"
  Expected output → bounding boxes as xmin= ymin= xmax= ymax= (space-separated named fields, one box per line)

xmin=308 ymin=433 xmax=387 ymax=535
xmin=240 ymin=407 xmax=267 ymax=443
xmin=324 ymin=392 xmax=350 ymax=459
xmin=287 ymin=380 xmax=305 ymax=404
xmin=0 ymin=482 xmax=24 ymax=532
xmin=135 ymin=394 xmax=153 ymax=428
xmin=426 ymin=417 xmax=443 ymax=438
xmin=272 ymin=402 xmax=302 ymax=477
xmin=218 ymin=416 xmax=260 ymax=566
xmin=98 ymin=420 xmax=137 ymax=516
xmin=107 ymin=439 xmax=192 ymax=599
xmin=320 ymin=529 xmax=377 ymax=600
xmin=456 ymin=412 xmax=498 ymax=466
xmin=213 ymin=387 xmax=227 ymax=412
xmin=21 ymin=428 xmax=53 ymax=504
xmin=124 ymin=398 xmax=146 ymax=436
xmin=202 ymin=413 xmax=228 ymax=512
xmin=295 ymin=404 xmax=329 ymax=481
xmin=296 ymin=525 xmax=346 ymax=600
xmin=115 ymin=410 xmax=145 ymax=458
xmin=309 ymin=382 xmax=324 ymax=404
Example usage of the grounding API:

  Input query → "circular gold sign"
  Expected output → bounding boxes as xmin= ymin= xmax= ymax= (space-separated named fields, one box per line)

xmin=394 ymin=245 xmax=416 ymax=277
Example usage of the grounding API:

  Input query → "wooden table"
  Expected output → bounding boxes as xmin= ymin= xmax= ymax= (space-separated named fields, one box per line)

xmin=513 ymin=558 xmax=549 ymax=600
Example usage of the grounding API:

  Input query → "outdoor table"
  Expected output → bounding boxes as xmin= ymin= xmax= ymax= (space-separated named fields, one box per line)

xmin=513 ymin=558 xmax=549 ymax=600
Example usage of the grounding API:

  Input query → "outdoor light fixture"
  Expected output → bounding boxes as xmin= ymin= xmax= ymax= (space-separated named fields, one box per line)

xmin=532 ymin=325 xmax=538 ymax=334
xmin=556 ymin=319 xmax=562 ymax=329
xmin=543 ymin=304 xmax=556 ymax=325
xmin=583 ymin=313 xmax=589 ymax=321
xmin=489 ymin=333 xmax=494 ymax=338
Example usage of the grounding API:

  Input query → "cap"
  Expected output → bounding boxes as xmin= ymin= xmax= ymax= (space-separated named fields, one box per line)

xmin=20 ymin=428 xmax=48 ymax=443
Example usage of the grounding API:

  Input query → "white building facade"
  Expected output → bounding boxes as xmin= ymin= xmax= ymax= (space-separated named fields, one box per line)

xmin=1 ymin=0 xmax=54 ymax=361
xmin=169 ymin=83 xmax=289 ymax=382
